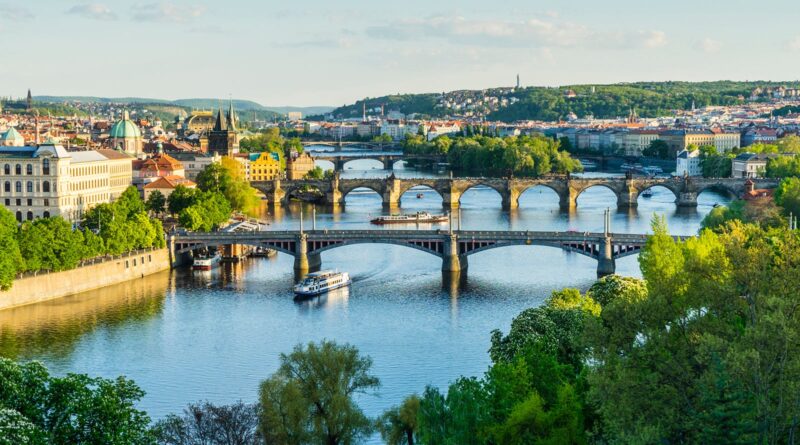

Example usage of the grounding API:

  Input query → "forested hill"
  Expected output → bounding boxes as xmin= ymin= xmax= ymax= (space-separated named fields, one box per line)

xmin=329 ymin=81 xmax=800 ymax=122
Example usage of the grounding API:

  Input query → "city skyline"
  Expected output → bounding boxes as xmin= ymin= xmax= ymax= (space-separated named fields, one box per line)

xmin=1 ymin=0 xmax=800 ymax=106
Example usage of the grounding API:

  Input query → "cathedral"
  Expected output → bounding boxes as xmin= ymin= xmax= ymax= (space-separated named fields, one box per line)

xmin=208 ymin=101 xmax=240 ymax=156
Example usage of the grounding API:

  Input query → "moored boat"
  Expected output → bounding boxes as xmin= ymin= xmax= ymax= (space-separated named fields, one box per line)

xmin=370 ymin=211 xmax=448 ymax=225
xmin=293 ymin=270 xmax=352 ymax=296
xmin=192 ymin=252 xmax=221 ymax=271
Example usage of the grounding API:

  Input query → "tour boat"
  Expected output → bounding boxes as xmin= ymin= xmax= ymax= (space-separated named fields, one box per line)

xmin=192 ymin=252 xmax=221 ymax=271
xmin=416 ymin=193 xmax=424 ymax=199
xmin=293 ymin=270 xmax=352 ymax=297
xmin=641 ymin=190 xmax=653 ymax=198
xmin=370 ymin=211 xmax=448 ymax=225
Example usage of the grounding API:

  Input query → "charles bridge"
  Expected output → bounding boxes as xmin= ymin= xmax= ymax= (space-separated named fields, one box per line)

xmin=251 ymin=175 xmax=779 ymax=210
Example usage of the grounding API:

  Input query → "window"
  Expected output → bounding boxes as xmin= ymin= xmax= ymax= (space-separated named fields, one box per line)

xmin=26 ymin=164 xmax=32 ymax=175
xmin=26 ymin=181 xmax=33 ymax=193
xmin=42 ymin=181 xmax=50 ymax=193
xmin=43 ymin=211 xmax=50 ymax=218
xmin=26 ymin=211 xmax=32 ymax=221
xmin=43 ymin=199 xmax=49 ymax=206
xmin=126 ymin=260 xmax=129 ymax=268
xmin=14 ymin=164 xmax=21 ymax=175
xmin=15 ymin=181 xmax=21 ymax=193
xmin=26 ymin=199 xmax=32 ymax=206
xmin=15 ymin=199 xmax=20 ymax=206
xmin=3 ymin=181 xmax=9 ymax=193
xmin=3 ymin=164 xmax=8 ymax=175
xmin=133 ymin=259 xmax=137 ymax=266
xmin=15 ymin=211 xmax=21 ymax=222
xmin=42 ymin=159 xmax=50 ymax=175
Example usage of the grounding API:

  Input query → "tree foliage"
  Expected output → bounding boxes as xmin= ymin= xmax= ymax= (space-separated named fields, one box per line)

xmin=377 ymin=395 xmax=420 ymax=445
xmin=258 ymin=340 xmax=379 ymax=445
xmin=154 ymin=401 xmax=260 ymax=445
xmin=0 ymin=206 xmax=21 ymax=290
xmin=0 ymin=358 xmax=154 ymax=445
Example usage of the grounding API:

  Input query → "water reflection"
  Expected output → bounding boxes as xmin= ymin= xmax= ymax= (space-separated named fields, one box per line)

xmin=294 ymin=286 xmax=350 ymax=312
xmin=0 ymin=270 xmax=170 ymax=361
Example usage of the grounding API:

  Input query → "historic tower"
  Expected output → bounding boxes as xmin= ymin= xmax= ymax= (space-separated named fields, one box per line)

xmin=208 ymin=101 xmax=239 ymax=156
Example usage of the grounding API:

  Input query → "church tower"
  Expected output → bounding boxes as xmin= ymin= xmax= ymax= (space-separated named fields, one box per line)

xmin=208 ymin=100 xmax=239 ymax=156
xmin=26 ymin=89 xmax=32 ymax=111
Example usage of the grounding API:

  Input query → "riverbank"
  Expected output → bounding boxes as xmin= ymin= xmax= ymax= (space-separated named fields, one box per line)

xmin=0 ymin=247 xmax=171 ymax=311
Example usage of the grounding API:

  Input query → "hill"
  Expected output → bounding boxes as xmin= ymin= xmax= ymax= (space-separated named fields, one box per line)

xmin=33 ymin=96 xmax=333 ymax=118
xmin=329 ymin=81 xmax=800 ymax=122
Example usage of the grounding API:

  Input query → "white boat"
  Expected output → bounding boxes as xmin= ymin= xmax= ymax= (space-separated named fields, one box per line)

xmin=293 ymin=270 xmax=352 ymax=297
xmin=192 ymin=252 xmax=221 ymax=271
xmin=371 ymin=211 xmax=448 ymax=225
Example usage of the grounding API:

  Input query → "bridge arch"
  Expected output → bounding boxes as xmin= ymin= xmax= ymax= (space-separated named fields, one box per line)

xmin=308 ymin=239 xmax=443 ymax=258
xmin=635 ymin=184 xmax=680 ymax=201
xmin=399 ymin=184 xmax=443 ymax=205
xmin=282 ymin=184 xmax=325 ymax=205
xmin=462 ymin=240 xmax=600 ymax=259
xmin=174 ymin=241 xmax=296 ymax=258
xmin=314 ymin=160 xmax=335 ymax=171
xmin=517 ymin=184 xmax=564 ymax=208
xmin=342 ymin=158 xmax=385 ymax=170
xmin=573 ymin=184 xmax=622 ymax=206
xmin=696 ymin=183 xmax=739 ymax=199
xmin=458 ymin=183 xmax=505 ymax=207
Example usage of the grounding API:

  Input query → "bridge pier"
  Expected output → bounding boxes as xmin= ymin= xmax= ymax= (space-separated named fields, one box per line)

xmin=560 ymin=188 xmax=578 ymax=209
xmin=676 ymin=192 xmax=698 ymax=207
xmin=266 ymin=179 xmax=286 ymax=206
xmin=597 ymin=237 xmax=616 ymax=278
xmin=294 ymin=234 xmax=322 ymax=277
xmin=501 ymin=190 xmax=519 ymax=211
xmin=442 ymin=234 xmax=468 ymax=273
xmin=617 ymin=187 xmax=639 ymax=208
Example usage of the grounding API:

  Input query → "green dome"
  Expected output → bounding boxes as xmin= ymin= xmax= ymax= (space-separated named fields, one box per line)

xmin=109 ymin=111 xmax=142 ymax=139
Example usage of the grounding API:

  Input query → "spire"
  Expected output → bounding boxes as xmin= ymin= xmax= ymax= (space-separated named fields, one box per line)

xmin=214 ymin=103 xmax=227 ymax=131
xmin=227 ymin=98 xmax=237 ymax=131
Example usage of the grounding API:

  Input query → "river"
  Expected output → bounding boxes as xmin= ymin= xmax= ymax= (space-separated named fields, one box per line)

xmin=0 ymin=160 xmax=730 ymax=442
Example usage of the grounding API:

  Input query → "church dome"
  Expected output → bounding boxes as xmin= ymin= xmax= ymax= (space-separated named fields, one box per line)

xmin=109 ymin=111 xmax=142 ymax=139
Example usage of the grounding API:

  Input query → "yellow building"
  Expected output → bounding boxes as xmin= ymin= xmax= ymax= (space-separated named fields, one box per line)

xmin=660 ymin=129 xmax=741 ymax=156
xmin=249 ymin=152 xmax=282 ymax=181
xmin=286 ymin=151 xmax=315 ymax=180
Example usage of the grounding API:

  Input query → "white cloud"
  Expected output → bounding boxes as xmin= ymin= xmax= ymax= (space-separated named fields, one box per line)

xmin=694 ymin=37 xmax=721 ymax=53
xmin=67 ymin=4 xmax=118 ymax=21
xmin=132 ymin=2 xmax=206 ymax=23
xmin=789 ymin=36 xmax=800 ymax=51
xmin=366 ymin=15 xmax=666 ymax=51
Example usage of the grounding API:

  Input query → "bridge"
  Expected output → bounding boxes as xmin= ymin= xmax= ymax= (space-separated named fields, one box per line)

xmin=251 ymin=175 xmax=779 ymax=210
xmin=170 ymin=226 xmax=674 ymax=281
xmin=310 ymin=152 xmax=442 ymax=171
xmin=302 ymin=141 xmax=401 ymax=151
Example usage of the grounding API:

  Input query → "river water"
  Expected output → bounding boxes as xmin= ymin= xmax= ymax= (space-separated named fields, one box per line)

xmin=0 ymin=159 xmax=730 ymax=442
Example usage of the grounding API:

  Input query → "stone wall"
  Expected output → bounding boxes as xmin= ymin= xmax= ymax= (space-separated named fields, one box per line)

xmin=0 ymin=248 xmax=171 ymax=311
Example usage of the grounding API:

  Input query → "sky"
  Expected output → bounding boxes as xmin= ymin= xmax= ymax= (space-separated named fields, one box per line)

xmin=1 ymin=0 xmax=799 ymax=107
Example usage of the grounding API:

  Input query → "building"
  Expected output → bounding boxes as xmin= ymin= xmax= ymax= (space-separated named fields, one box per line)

xmin=208 ymin=102 xmax=240 ymax=156
xmin=287 ymin=111 xmax=302 ymax=121
xmin=286 ymin=151 xmax=315 ymax=180
xmin=182 ymin=110 xmax=215 ymax=136
xmin=622 ymin=130 xmax=661 ymax=157
xmin=732 ymin=152 xmax=779 ymax=178
xmin=0 ymin=141 xmax=133 ymax=222
xmin=676 ymin=149 xmax=702 ymax=177
xmin=1 ymin=127 xmax=25 ymax=147
xmin=249 ymin=151 xmax=282 ymax=181
xmin=741 ymin=128 xmax=778 ymax=147
xmin=142 ymin=176 xmax=196 ymax=200
xmin=660 ymin=129 xmax=740 ymax=157
xmin=108 ymin=111 xmax=144 ymax=157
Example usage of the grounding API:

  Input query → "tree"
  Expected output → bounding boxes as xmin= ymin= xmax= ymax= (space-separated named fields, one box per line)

xmin=377 ymin=395 xmax=420 ymax=445
xmin=145 ymin=191 xmax=166 ymax=216
xmin=196 ymin=163 xmax=233 ymax=195
xmin=258 ymin=340 xmax=379 ymax=445
xmin=0 ymin=358 xmax=154 ymax=445
xmin=775 ymin=177 xmax=800 ymax=217
xmin=642 ymin=139 xmax=669 ymax=159
xmin=305 ymin=166 xmax=325 ymax=180
xmin=0 ymin=206 xmax=21 ymax=290
xmin=167 ymin=186 xmax=197 ymax=216
xmin=154 ymin=401 xmax=261 ymax=445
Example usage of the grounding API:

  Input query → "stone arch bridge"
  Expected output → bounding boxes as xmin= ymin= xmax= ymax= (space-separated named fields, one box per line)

xmin=171 ymin=229 xmax=682 ymax=280
xmin=251 ymin=176 xmax=779 ymax=210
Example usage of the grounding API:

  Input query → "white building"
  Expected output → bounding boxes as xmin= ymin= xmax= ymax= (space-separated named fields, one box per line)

xmin=676 ymin=149 xmax=702 ymax=177
xmin=0 ymin=142 xmax=133 ymax=223
xmin=732 ymin=153 xmax=778 ymax=179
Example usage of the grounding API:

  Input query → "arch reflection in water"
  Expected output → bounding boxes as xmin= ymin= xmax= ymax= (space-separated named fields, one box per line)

xmin=0 ymin=270 xmax=171 ymax=360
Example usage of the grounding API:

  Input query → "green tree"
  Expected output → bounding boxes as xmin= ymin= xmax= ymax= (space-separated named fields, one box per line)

xmin=0 ymin=206 xmax=21 ymax=290
xmin=775 ymin=177 xmax=800 ymax=217
xmin=145 ymin=191 xmax=166 ymax=216
xmin=167 ymin=185 xmax=197 ymax=216
xmin=0 ymin=358 xmax=154 ymax=445
xmin=196 ymin=163 xmax=233 ymax=195
xmin=258 ymin=340 xmax=379 ymax=445
xmin=305 ymin=166 xmax=325 ymax=180
xmin=642 ymin=139 xmax=669 ymax=159
xmin=377 ymin=395 xmax=420 ymax=445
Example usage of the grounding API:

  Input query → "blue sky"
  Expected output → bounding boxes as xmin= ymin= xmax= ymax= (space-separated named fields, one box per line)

xmin=1 ymin=0 xmax=799 ymax=106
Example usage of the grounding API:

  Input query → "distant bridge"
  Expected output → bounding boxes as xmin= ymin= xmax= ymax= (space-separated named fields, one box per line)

xmin=171 ymin=228 xmax=680 ymax=279
xmin=302 ymin=141 xmax=401 ymax=151
xmin=310 ymin=152 xmax=443 ymax=171
xmin=251 ymin=175 xmax=779 ymax=210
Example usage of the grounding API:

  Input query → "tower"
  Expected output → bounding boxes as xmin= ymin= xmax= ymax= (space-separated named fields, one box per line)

xmin=208 ymin=101 xmax=239 ymax=156
xmin=516 ymin=74 xmax=520 ymax=89
xmin=26 ymin=89 xmax=32 ymax=111
xmin=362 ymin=102 xmax=366 ymax=121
